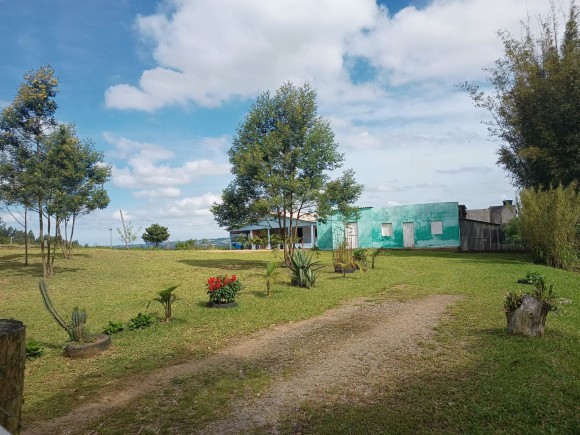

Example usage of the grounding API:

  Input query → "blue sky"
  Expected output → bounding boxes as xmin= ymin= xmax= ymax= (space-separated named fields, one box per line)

xmin=0 ymin=0 xmax=552 ymax=245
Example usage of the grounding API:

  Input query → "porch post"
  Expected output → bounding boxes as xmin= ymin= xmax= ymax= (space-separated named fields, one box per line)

xmin=267 ymin=228 xmax=271 ymax=249
xmin=310 ymin=224 xmax=315 ymax=249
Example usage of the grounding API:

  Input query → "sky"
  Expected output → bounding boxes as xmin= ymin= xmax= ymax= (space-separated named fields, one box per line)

xmin=0 ymin=0 xmax=559 ymax=245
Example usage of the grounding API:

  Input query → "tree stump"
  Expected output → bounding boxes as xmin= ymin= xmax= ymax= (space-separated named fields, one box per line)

xmin=0 ymin=319 xmax=26 ymax=434
xmin=506 ymin=295 xmax=552 ymax=337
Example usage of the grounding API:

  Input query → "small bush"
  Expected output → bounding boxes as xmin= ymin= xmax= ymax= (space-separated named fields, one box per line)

xmin=128 ymin=313 xmax=155 ymax=330
xmin=26 ymin=339 xmax=43 ymax=360
xmin=516 ymin=271 xmax=545 ymax=285
xmin=103 ymin=320 xmax=125 ymax=335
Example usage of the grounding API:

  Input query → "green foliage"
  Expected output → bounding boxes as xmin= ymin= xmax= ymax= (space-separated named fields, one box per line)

xmin=504 ymin=277 xmax=561 ymax=314
xmin=211 ymin=82 xmax=362 ymax=264
xmin=369 ymin=247 xmax=390 ymax=269
xmin=175 ymin=239 xmax=197 ymax=250
xmin=25 ymin=339 xmax=43 ymax=360
xmin=127 ymin=313 xmax=155 ymax=330
xmin=207 ymin=275 xmax=243 ymax=304
xmin=503 ymin=216 xmax=522 ymax=246
xmin=517 ymin=271 xmax=545 ymax=285
xmin=288 ymin=250 xmax=322 ymax=288
xmin=147 ymin=284 xmax=181 ymax=321
xmin=353 ymin=248 xmax=367 ymax=266
xmin=102 ymin=321 xmax=125 ymax=335
xmin=264 ymin=261 xmax=279 ymax=296
xmin=142 ymin=223 xmax=170 ymax=247
xmin=519 ymin=184 xmax=580 ymax=269
xmin=461 ymin=5 xmax=580 ymax=189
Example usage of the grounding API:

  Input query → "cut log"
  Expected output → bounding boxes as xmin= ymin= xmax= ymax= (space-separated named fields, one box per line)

xmin=0 ymin=319 xmax=26 ymax=434
xmin=506 ymin=295 xmax=552 ymax=337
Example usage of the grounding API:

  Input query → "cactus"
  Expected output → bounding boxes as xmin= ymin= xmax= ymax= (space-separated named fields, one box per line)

xmin=39 ymin=279 xmax=70 ymax=335
xmin=71 ymin=307 xmax=88 ymax=341
xmin=38 ymin=280 xmax=88 ymax=342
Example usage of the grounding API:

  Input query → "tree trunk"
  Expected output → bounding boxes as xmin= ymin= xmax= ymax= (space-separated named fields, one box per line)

xmin=0 ymin=319 xmax=25 ymax=434
xmin=506 ymin=295 xmax=552 ymax=337
xmin=24 ymin=207 xmax=28 ymax=266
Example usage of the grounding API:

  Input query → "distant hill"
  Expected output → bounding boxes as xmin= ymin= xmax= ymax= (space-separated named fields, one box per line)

xmin=112 ymin=237 xmax=231 ymax=250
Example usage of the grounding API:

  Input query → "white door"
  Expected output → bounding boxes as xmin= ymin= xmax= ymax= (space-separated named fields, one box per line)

xmin=403 ymin=222 xmax=414 ymax=248
xmin=346 ymin=223 xmax=359 ymax=249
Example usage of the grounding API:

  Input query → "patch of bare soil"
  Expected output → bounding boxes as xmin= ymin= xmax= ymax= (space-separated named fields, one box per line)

xmin=24 ymin=294 xmax=461 ymax=435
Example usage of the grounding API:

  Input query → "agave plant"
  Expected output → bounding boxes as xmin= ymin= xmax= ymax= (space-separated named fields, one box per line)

xmin=288 ymin=250 xmax=323 ymax=288
xmin=147 ymin=284 xmax=181 ymax=322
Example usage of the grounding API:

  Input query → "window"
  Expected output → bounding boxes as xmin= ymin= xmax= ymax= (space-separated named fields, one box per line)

xmin=381 ymin=223 xmax=393 ymax=237
xmin=431 ymin=221 xmax=443 ymax=235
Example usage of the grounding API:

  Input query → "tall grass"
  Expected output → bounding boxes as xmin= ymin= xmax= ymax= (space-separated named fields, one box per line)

xmin=520 ymin=183 xmax=580 ymax=269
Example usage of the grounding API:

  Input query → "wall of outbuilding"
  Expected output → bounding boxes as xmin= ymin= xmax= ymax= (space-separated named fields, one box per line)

xmin=318 ymin=202 xmax=460 ymax=250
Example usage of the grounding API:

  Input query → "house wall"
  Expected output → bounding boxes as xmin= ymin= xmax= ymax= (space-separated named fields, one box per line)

xmin=466 ymin=205 xmax=516 ymax=225
xmin=318 ymin=202 xmax=460 ymax=250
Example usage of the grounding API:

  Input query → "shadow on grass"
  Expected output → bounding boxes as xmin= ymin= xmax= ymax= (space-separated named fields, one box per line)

xmin=383 ymin=249 xmax=531 ymax=265
xmin=178 ymin=258 xmax=270 ymax=270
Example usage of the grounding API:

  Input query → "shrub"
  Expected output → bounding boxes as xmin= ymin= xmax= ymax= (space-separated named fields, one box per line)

xmin=175 ymin=239 xmax=197 ymax=250
xmin=516 ymin=271 xmax=545 ymax=285
xmin=103 ymin=321 xmax=125 ymax=335
xmin=26 ymin=339 xmax=43 ymax=360
xmin=128 ymin=313 xmax=155 ymax=330
xmin=520 ymin=183 xmax=580 ymax=269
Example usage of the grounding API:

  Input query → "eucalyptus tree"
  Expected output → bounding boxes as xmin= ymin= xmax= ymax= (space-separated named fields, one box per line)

xmin=0 ymin=65 xmax=59 ymax=272
xmin=0 ymin=66 xmax=111 ymax=274
xmin=44 ymin=124 xmax=111 ymax=259
xmin=211 ymin=82 xmax=362 ymax=264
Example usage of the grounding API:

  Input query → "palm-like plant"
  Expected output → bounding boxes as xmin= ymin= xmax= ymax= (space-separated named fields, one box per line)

xmin=148 ymin=284 xmax=181 ymax=322
xmin=264 ymin=261 xmax=279 ymax=296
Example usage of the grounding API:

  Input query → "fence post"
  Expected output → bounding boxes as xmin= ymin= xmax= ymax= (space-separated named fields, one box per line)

xmin=0 ymin=319 xmax=26 ymax=434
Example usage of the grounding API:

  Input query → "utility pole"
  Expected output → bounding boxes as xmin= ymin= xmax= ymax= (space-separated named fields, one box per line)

xmin=109 ymin=228 xmax=112 ymax=249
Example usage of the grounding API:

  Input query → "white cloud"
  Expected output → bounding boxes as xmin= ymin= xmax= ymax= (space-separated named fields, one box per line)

xmin=104 ymin=132 xmax=231 ymax=190
xmin=105 ymin=0 xmax=378 ymax=110
xmin=105 ymin=0 xmax=549 ymax=112
xmin=349 ymin=0 xmax=550 ymax=86
xmin=134 ymin=187 xmax=182 ymax=198
xmin=112 ymin=209 xmax=132 ymax=220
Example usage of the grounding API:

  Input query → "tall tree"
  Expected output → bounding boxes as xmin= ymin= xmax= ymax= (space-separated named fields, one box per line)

xmin=1 ymin=67 xmax=111 ymax=274
xmin=0 ymin=65 xmax=59 ymax=273
xmin=44 ymin=124 xmax=111 ymax=259
xmin=142 ymin=223 xmax=170 ymax=247
xmin=460 ymin=4 xmax=580 ymax=189
xmin=211 ymin=82 xmax=362 ymax=264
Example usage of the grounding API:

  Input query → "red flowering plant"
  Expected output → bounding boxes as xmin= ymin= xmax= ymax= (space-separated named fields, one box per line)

xmin=206 ymin=274 xmax=243 ymax=304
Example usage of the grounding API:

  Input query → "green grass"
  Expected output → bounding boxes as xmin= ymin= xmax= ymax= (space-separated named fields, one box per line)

xmin=0 ymin=247 xmax=578 ymax=433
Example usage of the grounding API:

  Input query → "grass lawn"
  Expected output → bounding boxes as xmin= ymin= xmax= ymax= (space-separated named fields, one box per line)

xmin=0 ymin=246 xmax=578 ymax=433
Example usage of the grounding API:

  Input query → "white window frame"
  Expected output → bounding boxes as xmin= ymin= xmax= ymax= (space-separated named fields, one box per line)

xmin=381 ymin=223 xmax=393 ymax=237
xmin=431 ymin=220 xmax=443 ymax=235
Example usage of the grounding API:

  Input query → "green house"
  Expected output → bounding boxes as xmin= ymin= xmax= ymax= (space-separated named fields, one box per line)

xmin=317 ymin=202 xmax=460 ymax=250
